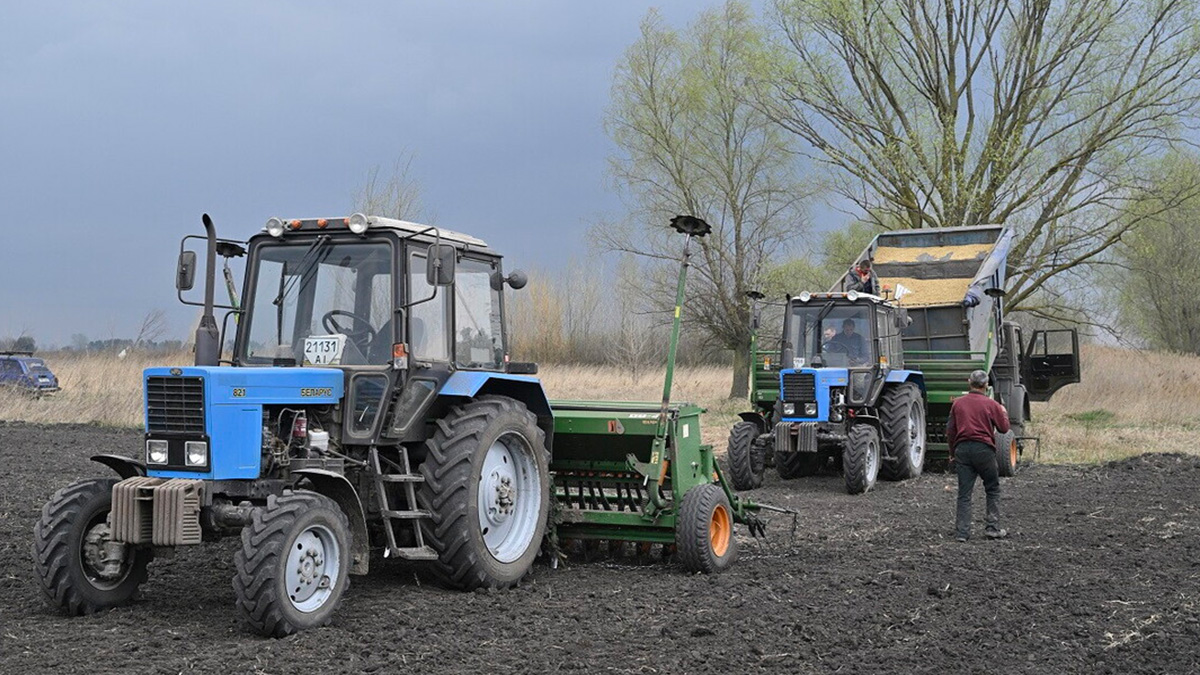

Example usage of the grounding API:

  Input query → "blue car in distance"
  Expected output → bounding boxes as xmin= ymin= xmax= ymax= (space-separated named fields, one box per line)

xmin=0 ymin=352 xmax=60 ymax=395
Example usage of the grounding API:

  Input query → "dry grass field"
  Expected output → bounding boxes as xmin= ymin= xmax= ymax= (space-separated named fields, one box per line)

xmin=2 ymin=346 xmax=1196 ymax=464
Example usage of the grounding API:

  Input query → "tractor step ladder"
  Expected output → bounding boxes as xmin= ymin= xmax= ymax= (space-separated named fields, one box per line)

xmin=368 ymin=446 xmax=438 ymax=561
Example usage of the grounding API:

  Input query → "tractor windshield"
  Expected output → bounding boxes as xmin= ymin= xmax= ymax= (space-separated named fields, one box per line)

xmin=789 ymin=302 xmax=874 ymax=368
xmin=241 ymin=240 xmax=394 ymax=366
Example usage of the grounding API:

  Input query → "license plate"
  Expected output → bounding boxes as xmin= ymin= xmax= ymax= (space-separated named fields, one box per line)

xmin=303 ymin=335 xmax=347 ymax=366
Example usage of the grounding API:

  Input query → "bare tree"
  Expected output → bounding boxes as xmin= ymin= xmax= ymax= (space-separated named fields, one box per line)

xmin=765 ymin=0 xmax=1200 ymax=315
xmin=603 ymin=3 xmax=811 ymax=398
xmin=132 ymin=309 xmax=169 ymax=349
xmin=355 ymin=154 xmax=426 ymax=221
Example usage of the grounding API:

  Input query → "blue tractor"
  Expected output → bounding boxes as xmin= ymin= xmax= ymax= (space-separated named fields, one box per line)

xmin=726 ymin=290 xmax=927 ymax=494
xmin=32 ymin=214 xmax=553 ymax=636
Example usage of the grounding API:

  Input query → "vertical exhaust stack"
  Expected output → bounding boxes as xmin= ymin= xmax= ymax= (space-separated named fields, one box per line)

xmin=194 ymin=213 xmax=221 ymax=367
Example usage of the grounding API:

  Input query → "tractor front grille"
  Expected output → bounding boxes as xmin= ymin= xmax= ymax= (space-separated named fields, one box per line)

xmin=146 ymin=376 xmax=205 ymax=434
xmin=781 ymin=372 xmax=816 ymax=403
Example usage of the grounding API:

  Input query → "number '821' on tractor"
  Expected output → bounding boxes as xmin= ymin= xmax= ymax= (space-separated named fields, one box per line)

xmin=32 ymin=213 xmax=771 ymax=638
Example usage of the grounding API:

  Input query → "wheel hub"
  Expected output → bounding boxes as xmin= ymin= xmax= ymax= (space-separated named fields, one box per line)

xmin=484 ymin=469 xmax=517 ymax=526
xmin=476 ymin=432 xmax=543 ymax=564
xmin=82 ymin=523 xmax=126 ymax=581
xmin=286 ymin=527 xmax=339 ymax=612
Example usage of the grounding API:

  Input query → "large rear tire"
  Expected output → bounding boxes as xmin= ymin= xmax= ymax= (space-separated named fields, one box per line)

xmin=677 ymin=483 xmax=738 ymax=574
xmin=726 ymin=421 xmax=764 ymax=490
xmin=775 ymin=450 xmax=822 ymax=479
xmin=843 ymin=424 xmax=881 ymax=495
xmin=995 ymin=430 xmax=1018 ymax=477
xmin=233 ymin=491 xmax=351 ymax=637
xmin=879 ymin=383 xmax=926 ymax=481
xmin=32 ymin=478 xmax=151 ymax=615
xmin=418 ymin=396 xmax=550 ymax=590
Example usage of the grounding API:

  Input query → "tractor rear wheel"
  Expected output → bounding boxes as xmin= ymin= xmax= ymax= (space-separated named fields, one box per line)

xmin=879 ymin=383 xmax=926 ymax=481
xmin=418 ymin=395 xmax=550 ymax=590
xmin=775 ymin=450 xmax=822 ymax=479
xmin=677 ymin=483 xmax=738 ymax=573
xmin=726 ymin=421 xmax=764 ymax=490
xmin=32 ymin=478 xmax=151 ymax=615
xmin=233 ymin=491 xmax=351 ymax=637
xmin=843 ymin=424 xmax=881 ymax=495
xmin=995 ymin=430 xmax=1018 ymax=477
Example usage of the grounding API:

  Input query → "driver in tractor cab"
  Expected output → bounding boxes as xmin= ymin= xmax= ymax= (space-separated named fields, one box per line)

xmin=844 ymin=259 xmax=879 ymax=296
xmin=827 ymin=318 xmax=868 ymax=364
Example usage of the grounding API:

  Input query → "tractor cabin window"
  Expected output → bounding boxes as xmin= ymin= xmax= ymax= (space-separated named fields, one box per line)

xmin=454 ymin=258 xmax=504 ymax=370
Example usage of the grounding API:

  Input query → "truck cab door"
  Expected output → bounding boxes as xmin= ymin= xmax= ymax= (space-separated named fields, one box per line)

xmin=1022 ymin=329 xmax=1080 ymax=401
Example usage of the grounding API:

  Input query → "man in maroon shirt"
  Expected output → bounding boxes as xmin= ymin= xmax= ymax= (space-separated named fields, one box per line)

xmin=946 ymin=370 xmax=1010 ymax=542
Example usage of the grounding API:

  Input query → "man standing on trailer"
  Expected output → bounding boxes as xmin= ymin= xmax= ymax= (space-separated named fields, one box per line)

xmin=947 ymin=370 xmax=1010 ymax=542
xmin=844 ymin=259 xmax=879 ymax=296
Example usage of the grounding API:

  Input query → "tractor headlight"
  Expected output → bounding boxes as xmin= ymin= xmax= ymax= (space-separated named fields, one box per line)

xmin=782 ymin=403 xmax=796 ymax=416
xmin=146 ymin=439 xmax=168 ymax=465
xmin=184 ymin=441 xmax=208 ymax=467
xmin=348 ymin=212 xmax=370 ymax=235
xmin=804 ymin=402 xmax=818 ymax=416
xmin=265 ymin=217 xmax=285 ymax=238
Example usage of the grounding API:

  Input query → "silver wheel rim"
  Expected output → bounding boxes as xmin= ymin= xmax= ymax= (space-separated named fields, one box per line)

xmin=478 ymin=431 xmax=542 ymax=564
xmin=908 ymin=400 xmax=926 ymax=467
xmin=285 ymin=524 xmax=341 ymax=613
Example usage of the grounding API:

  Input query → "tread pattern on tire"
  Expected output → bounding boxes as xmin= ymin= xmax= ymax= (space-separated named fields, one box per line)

xmin=233 ymin=491 xmax=350 ymax=637
xmin=843 ymin=424 xmax=880 ymax=495
xmin=726 ymin=421 xmax=763 ymax=490
xmin=32 ymin=477 xmax=150 ymax=616
xmin=879 ymin=383 xmax=925 ymax=481
xmin=418 ymin=396 xmax=549 ymax=590
xmin=677 ymin=483 xmax=737 ymax=574
xmin=775 ymin=450 xmax=821 ymax=479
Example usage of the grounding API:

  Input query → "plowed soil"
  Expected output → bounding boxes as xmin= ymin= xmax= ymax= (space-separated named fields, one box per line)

xmin=3 ymin=421 xmax=1199 ymax=674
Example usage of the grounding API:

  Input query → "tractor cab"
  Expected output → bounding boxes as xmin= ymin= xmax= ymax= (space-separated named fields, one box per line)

xmin=779 ymin=291 xmax=909 ymax=415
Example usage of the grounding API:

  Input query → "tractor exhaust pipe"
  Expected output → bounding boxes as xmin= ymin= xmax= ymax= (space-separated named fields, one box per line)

xmin=194 ymin=213 xmax=221 ymax=367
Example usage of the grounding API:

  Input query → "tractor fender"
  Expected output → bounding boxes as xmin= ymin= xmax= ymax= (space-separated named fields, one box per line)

xmin=737 ymin=411 xmax=769 ymax=434
xmin=90 ymin=454 xmax=146 ymax=479
xmin=884 ymin=369 xmax=926 ymax=395
xmin=438 ymin=371 xmax=554 ymax=446
xmin=291 ymin=468 xmax=370 ymax=576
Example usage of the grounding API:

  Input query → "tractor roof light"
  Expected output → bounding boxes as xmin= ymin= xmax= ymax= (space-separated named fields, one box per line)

xmin=265 ymin=217 xmax=285 ymax=238
xmin=847 ymin=290 xmax=860 ymax=301
xmin=798 ymin=291 xmax=812 ymax=302
xmin=348 ymin=212 xmax=370 ymax=235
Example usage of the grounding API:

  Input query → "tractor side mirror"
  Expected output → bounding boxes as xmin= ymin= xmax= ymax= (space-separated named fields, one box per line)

xmin=426 ymin=244 xmax=457 ymax=286
xmin=177 ymin=250 xmax=197 ymax=291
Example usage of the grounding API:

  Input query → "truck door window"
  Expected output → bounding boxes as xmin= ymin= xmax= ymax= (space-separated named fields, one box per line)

xmin=455 ymin=258 xmax=503 ymax=369
xmin=409 ymin=251 xmax=451 ymax=362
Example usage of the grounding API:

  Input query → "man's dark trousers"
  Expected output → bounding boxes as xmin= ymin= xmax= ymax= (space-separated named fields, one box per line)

xmin=955 ymin=441 xmax=1000 ymax=539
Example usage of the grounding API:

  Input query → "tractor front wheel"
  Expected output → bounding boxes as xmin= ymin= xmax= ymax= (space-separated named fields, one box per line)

xmin=32 ymin=478 xmax=151 ymax=615
xmin=677 ymin=483 xmax=738 ymax=574
xmin=418 ymin=396 xmax=550 ymax=590
xmin=726 ymin=421 xmax=764 ymax=490
xmin=775 ymin=450 xmax=822 ymax=479
xmin=233 ymin=491 xmax=351 ymax=637
xmin=843 ymin=424 xmax=881 ymax=495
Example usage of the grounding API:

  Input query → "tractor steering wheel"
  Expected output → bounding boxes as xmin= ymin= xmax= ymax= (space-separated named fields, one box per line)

xmin=322 ymin=309 xmax=378 ymax=344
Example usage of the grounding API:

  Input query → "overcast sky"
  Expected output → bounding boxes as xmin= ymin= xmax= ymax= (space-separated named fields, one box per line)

xmin=1 ymin=1 xmax=804 ymax=347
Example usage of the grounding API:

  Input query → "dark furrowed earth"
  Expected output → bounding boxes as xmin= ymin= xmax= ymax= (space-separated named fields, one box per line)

xmin=2 ymin=422 xmax=1199 ymax=674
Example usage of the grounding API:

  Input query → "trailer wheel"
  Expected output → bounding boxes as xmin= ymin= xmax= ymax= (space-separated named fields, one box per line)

xmin=233 ymin=491 xmax=351 ymax=637
xmin=419 ymin=395 xmax=550 ymax=590
xmin=677 ymin=483 xmax=738 ymax=574
xmin=32 ymin=478 xmax=151 ymax=615
xmin=879 ymin=383 xmax=926 ymax=481
xmin=726 ymin=421 xmax=764 ymax=490
xmin=843 ymin=424 xmax=881 ymax=494
xmin=995 ymin=430 xmax=1018 ymax=477
xmin=775 ymin=450 xmax=822 ymax=479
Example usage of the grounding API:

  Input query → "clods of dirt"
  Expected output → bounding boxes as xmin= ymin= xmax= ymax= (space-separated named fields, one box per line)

xmin=2 ymin=422 xmax=1199 ymax=673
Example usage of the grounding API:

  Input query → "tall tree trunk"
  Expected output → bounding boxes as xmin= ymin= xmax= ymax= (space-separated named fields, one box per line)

xmin=729 ymin=340 xmax=751 ymax=399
